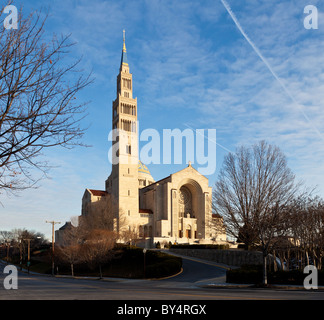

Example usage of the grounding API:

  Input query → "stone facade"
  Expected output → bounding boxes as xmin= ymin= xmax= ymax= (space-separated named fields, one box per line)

xmin=81 ymin=32 xmax=227 ymax=248
xmin=139 ymin=163 xmax=219 ymax=244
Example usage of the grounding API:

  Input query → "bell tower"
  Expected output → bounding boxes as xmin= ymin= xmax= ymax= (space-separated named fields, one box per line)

xmin=106 ymin=30 xmax=139 ymax=231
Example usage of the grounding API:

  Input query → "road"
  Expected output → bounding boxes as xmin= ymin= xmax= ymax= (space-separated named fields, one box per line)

xmin=0 ymin=255 xmax=323 ymax=301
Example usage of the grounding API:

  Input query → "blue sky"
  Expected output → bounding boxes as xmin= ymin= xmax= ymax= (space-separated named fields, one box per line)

xmin=1 ymin=0 xmax=324 ymax=240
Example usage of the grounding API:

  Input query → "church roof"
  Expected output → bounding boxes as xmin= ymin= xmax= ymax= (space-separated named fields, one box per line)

xmin=58 ymin=221 xmax=73 ymax=231
xmin=89 ymin=189 xmax=108 ymax=197
xmin=140 ymin=162 xmax=210 ymax=192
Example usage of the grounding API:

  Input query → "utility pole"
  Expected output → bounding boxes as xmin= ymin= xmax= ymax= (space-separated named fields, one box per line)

xmin=22 ymin=236 xmax=42 ymax=273
xmin=23 ymin=238 xmax=32 ymax=274
xmin=46 ymin=220 xmax=61 ymax=276
xmin=19 ymin=238 xmax=23 ymax=270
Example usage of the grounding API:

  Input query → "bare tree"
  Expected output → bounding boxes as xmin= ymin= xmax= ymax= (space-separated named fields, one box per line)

xmin=206 ymin=212 xmax=227 ymax=244
xmin=82 ymin=194 xmax=131 ymax=242
xmin=213 ymin=140 xmax=299 ymax=285
xmin=307 ymin=199 xmax=324 ymax=270
xmin=56 ymin=223 xmax=84 ymax=277
xmin=287 ymin=195 xmax=324 ymax=270
xmin=81 ymin=196 xmax=116 ymax=232
xmin=58 ymin=197 xmax=135 ymax=277
xmin=0 ymin=228 xmax=47 ymax=264
xmin=79 ymin=201 xmax=122 ymax=277
xmin=0 ymin=230 xmax=14 ymax=243
xmin=119 ymin=223 xmax=141 ymax=246
xmin=0 ymin=7 xmax=92 ymax=194
xmin=57 ymin=212 xmax=119 ymax=277
xmin=82 ymin=229 xmax=117 ymax=279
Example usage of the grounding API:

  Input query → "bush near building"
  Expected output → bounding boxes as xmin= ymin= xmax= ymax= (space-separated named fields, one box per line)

xmin=170 ymin=244 xmax=230 ymax=250
xmin=56 ymin=245 xmax=182 ymax=279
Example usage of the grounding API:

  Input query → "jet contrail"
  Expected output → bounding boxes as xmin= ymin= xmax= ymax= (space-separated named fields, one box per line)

xmin=184 ymin=123 xmax=234 ymax=153
xmin=220 ymin=0 xmax=324 ymax=142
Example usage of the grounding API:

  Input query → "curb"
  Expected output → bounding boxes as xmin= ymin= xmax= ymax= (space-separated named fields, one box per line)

xmin=149 ymin=267 xmax=184 ymax=281
xmin=200 ymin=283 xmax=324 ymax=291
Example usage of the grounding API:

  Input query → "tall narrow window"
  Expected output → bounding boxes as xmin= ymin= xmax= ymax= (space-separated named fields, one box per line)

xmin=131 ymin=122 xmax=136 ymax=133
xmin=126 ymin=145 xmax=131 ymax=154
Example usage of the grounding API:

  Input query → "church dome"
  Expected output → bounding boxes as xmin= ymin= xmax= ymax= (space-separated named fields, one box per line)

xmin=138 ymin=161 xmax=150 ymax=174
xmin=138 ymin=161 xmax=155 ymax=188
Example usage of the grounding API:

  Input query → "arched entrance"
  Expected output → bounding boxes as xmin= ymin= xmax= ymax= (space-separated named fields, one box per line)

xmin=177 ymin=179 xmax=203 ymax=240
xmin=185 ymin=224 xmax=192 ymax=239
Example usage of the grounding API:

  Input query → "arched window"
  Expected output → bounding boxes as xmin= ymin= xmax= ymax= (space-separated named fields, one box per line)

xmin=178 ymin=186 xmax=192 ymax=218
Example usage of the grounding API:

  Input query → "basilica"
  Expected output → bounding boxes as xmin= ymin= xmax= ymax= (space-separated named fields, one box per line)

xmin=80 ymin=32 xmax=226 ymax=248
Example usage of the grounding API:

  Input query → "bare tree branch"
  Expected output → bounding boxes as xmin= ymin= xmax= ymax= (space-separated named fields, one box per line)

xmin=0 ymin=7 xmax=93 ymax=195
xmin=213 ymin=140 xmax=301 ymax=284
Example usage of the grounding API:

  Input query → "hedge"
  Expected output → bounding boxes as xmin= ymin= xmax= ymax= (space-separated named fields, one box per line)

xmin=170 ymin=244 xmax=229 ymax=250
xmin=55 ymin=245 xmax=182 ymax=279
xmin=226 ymin=264 xmax=324 ymax=285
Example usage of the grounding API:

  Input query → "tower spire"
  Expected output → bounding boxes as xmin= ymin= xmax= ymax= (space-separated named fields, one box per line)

xmin=123 ymin=29 xmax=126 ymax=51
xmin=121 ymin=29 xmax=128 ymax=68
xmin=107 ymin=30 xmax=138 ymax=227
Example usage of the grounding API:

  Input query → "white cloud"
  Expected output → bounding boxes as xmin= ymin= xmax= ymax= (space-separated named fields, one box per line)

xmin=1 ymin=0 xmax=324 ymax=238
xmin=201 ymin=0 xmax=324 ymax=195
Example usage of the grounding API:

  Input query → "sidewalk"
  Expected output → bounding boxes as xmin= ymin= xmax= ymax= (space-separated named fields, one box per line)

xmin=195 ymin=274 xmax=324 ymax=291
xmin=198 ymin=281 xmax=324 ymax=290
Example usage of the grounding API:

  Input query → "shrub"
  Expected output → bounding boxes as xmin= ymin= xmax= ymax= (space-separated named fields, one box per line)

xmin=226 ymin=265 xmax=263 ymax=284
xmin=146 ymin=258 xmax=182 ymax=278
xmin=226 ymin=265 xmax=324 ymax=285
xmin=170 ymin=244 xmax=229 ymax=250
xmin=54 ymin=244 xmax=183 ymax=279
